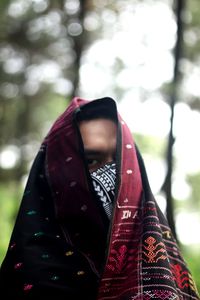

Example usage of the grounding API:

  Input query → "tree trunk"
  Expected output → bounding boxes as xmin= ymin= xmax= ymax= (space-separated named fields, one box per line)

xmin=162 ymin=0 xmax=185 ymax=241
xmin=70 ymin=0 xmax=89 ymax=98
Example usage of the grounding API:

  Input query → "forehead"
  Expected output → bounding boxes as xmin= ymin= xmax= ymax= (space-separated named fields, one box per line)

xmin=79 ymin=118 xmax=117 ymax=149
xmin=79 ymin=118 xmax=117 ymax=137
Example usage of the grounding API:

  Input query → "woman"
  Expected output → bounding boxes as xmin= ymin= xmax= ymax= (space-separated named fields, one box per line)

xmin=0 ymin=97 xmax=199 ymax=299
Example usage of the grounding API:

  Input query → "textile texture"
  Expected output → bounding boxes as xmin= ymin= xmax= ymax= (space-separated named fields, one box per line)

xmin=0 ymin=97 xmax=199 ymax=300
xmin=91 ymin=162 xmax=116 ymax=219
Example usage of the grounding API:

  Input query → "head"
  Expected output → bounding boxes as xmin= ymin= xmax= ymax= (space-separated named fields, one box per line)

xmin=77 ymin=99 xmax=118 ymax=220
xmin=79 ymin=118 xmax=117 ymax=172
xmin=76 ymin=98 xmax=118 ymax=172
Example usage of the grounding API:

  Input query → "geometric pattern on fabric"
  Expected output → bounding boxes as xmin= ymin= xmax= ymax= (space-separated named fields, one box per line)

xmin=97 ymin=110 xmax=200 ymax=300
xmin=91 ymin=162 xmax=116 ymax=219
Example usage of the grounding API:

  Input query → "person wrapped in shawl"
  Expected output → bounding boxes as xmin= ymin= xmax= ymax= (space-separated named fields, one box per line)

xmin=0 ymin=97 xmax=199 ymax=299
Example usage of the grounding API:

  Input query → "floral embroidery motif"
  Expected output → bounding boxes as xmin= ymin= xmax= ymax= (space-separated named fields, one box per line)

xmin=14 ymin=262 xmax=23 ymax=269
xmin=23 ymin=284 xmax=33 ymax=291
xmin=171 ymin=263 xmax=190 ymax=289
xmin=107 ymin=245 xmax=130 ymax=273
xmin=142 ymin=236 xmax=167 ymax=263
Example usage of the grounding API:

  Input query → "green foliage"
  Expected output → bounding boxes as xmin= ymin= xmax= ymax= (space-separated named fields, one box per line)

xmin=187 ymin=172 xmax=200 ymax=210
xmin=134 ymin=132 xmax=166 ymax=157
xmin=182 ymin=245 xmax=200 ymax=294
xmin=0 ymin=182 xmax=22 ymax=263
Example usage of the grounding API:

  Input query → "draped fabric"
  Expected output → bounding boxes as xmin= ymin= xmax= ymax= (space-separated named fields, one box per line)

xmin=91 ymin=162 xmax=116 ymax=220
xmin=0 ymin=97 xmax=199 ymax=300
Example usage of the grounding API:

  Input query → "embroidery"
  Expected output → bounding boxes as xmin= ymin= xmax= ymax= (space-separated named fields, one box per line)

xmin=34 ymin=231 xmax=44 ymax=237
xmin=65 ymin=250 xmax=74 ymax=256
xmin=2 ymin=98 xmax=198 ymax=300
xmin=143 ymin=236 xmax=167 ymax=263
xmin=10 ymin=242 xmax=16 ymax=250
xmin=14 ymin=262 xmax=23 ymax=269
xmin=51 ymin=275 xmax=59 ymax=281
xmin=81 ymin=204 xmax=87 ymax=211
xmin=130 ymin=290 xmax=179 ymax=300
xmin=146 ymin=290 xmax=178 ymax=299
xmin=23 ymin=284 xmax=33 ymax=291
xmin=126 ymin=144 xmax=132 ymax=149
xmin=65 ymin=156 xmax=72 ymax=162
xmin=121 ymin=209 xmax=131 ymax=219
xmin=171 ymin=263 xmax=190 ymax=289
xmin=121 ymin=209 xmax=138 ymax=220
xmin=163 ymin=230 xmax=172 ymax=239
xmin=189 ymin=273 xmax=200 ymax=296
xmin=107 ymin=245 xmax=130 ymax=273
xmin=26 ymin=210 xmax=37 ymax=215
xmin=77 ymin=270 xmax=85 ymax=275
xmin=126 ymin=169 xmax=133 ymax=174
xmin=41 ymin=254 xmax=50 ymax=259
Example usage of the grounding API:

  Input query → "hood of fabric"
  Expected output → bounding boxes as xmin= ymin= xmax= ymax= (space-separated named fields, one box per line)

xmin=0 ymin=96 xmax=199 ymax=300
xmin=45 ymin=97 xmax=120 ymax=272
xmin=45 ymin=97 xmax=199 ymax=299
xmin=45 ymin=97 xmax=119 ymax=222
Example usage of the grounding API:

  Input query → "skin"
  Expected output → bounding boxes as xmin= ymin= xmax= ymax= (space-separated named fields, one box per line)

xmin=79 ymin=118 xmax=117 ymax=172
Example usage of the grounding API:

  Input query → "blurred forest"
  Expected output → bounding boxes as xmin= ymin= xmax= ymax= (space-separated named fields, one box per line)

xmin=0 ymin=0 xmax=200 ymax=291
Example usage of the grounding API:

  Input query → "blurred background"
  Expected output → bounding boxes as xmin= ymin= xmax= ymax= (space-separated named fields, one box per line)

xmin=0 ymin=0 xmax=200 ymax=291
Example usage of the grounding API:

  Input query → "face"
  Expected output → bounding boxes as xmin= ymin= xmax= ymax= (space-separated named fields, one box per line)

xmin=79 ymin=118 xmax=117 ymax=172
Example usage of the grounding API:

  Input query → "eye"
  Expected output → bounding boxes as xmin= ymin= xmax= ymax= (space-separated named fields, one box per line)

xmin=86 ymin=158 xmax=99 ymax=167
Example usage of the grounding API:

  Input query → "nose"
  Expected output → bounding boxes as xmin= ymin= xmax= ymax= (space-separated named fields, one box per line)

xmin=104 ymin=153 xmax=115 ymax=165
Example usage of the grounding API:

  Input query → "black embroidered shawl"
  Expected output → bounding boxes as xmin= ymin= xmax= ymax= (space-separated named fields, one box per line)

xmin=0 ymin=97 xmax=199 ymax=300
